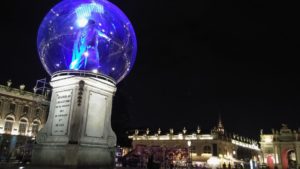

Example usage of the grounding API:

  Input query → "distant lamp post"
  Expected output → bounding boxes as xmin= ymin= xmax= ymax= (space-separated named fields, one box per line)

xmin=183 ymin=127 xmax=187 ymax=134
xmin=19 ymin=84 xmax=25 ymax=94
xmin=20 ymin=84 xmax=25 ymax=90
xmin=135 ymin=129 xmax=139 ymax=135
xmin=208 ymin=156 xmax=220 ymax=169
xmin=170 ymin=128 xmax=174 ymax=134
xmin=158 ymin=128 xmax=161 ymax=135
xmin=7 ymin=80 xmax=12 ymax=87
xmin=187 ymin=140 xmax=192 ymax=168
xmin=197 ymin=126 xmax=201 ymax=134
xmin=33 ymin=86 xmax=38 ymax=94
xmin=6 ymin=80 xmax=12 ymax=91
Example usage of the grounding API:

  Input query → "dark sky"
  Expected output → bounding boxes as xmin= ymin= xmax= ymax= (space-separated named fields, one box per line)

xmin=0 ymin=0 xmax=298 ymax=143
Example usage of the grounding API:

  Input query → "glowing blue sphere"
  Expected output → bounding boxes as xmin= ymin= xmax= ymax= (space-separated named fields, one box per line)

xmin=37 ymin=0 xmax=137 ymax=83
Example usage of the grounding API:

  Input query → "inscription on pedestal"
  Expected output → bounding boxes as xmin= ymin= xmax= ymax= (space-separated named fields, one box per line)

xmin=86 ymin=92 xmax=107 ymax=138
xmin=52 ymin=90 xmax=73 ymax=136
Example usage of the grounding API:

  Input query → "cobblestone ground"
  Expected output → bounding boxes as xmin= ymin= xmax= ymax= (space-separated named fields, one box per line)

xmin=0 ymin=161 xmax=143 ymax=169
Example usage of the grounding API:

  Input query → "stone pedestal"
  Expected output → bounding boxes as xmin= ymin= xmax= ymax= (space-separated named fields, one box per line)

xmin=32 ymin=72 xmax=117 ymax=169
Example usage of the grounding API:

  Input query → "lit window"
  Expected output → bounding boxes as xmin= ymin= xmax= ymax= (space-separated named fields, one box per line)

xmin=4 ymin=117 xmax=14 ymax=134
xmin=19 ymin=119 xmax=28 ymax=135
xmin=32 ymin=121 xmax=40 ymax=135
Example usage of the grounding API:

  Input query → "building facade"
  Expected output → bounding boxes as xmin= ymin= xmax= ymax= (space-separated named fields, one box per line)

xmin=128 ymin=119 xmax=261 ymax=168
xmin=260 ymin=125 xmax=300 ymax=169
xmin=0 ymin=80 xmax=50 ymax=159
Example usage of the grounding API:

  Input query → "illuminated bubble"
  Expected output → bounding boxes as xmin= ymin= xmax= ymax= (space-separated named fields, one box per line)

xmin=37 ymin=0 xmax=137 ymax=83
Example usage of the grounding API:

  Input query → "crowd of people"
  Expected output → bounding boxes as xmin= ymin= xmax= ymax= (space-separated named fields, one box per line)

xmin=0 ymin=140 xmax=33 ymax=164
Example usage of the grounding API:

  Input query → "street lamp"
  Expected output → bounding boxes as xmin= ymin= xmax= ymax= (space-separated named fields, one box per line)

xmin=208 ymin=156 xmax=220 ymax=169
xmin=187 ymin=140 xmax=192 ymax=168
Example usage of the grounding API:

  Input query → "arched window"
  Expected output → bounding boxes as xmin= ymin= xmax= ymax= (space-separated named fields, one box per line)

xmin=32 ymin=120 xmax=41 ymax=135
xmin=4 ymin=117 xmax=14 ymax=134
xmin=203 ymin=145 xmax=212 ymax=154
xmin=19 ymin=118 xmax=28 ymax=135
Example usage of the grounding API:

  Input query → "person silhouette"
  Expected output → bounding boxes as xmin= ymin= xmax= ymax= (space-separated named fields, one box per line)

xmin=147 ymin=154 xmax=154 ymax=169
xmin=223 ymin=163 xmax=227 ymax=169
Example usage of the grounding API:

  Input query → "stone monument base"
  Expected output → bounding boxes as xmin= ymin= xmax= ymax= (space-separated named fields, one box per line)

xmin=32 ymin=144 xmax=115 ymax=169
xmin=31 ymin=72 xmax=117 ymax=169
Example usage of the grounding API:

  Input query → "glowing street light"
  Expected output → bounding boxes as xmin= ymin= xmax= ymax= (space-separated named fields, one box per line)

xmin=208 ymin=156 xmax=220 ymax=169
xmin=187 ymin=140 xmax=192 ymax=147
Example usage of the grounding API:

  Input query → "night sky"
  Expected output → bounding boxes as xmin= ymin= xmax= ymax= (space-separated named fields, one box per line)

xmin=0 ymin=0 xmax=298 ymax=145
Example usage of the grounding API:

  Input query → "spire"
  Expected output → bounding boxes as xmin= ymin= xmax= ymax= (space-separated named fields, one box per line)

xmin=216 ymin=113 xmax=224 ymax=134
xmin=218 ymin=113 xmax=223 ymax=128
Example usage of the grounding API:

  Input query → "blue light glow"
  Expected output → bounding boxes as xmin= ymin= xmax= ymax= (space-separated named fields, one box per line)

xmin=76 ymin=17 xmax=88 ymax=27
xmin=37 ymin=0 xmax=137 ymax=83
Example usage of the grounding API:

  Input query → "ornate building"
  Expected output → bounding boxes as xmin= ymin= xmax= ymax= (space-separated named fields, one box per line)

xmin=260 ymin=125 xmax=300 ymax=169
xmin=0 ymin=80 xmax=50 ymax=157
xmin=128 ymin=118 xmax=261 ymax=168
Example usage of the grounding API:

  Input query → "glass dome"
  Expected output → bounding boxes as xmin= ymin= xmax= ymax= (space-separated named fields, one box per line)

xmin=37 ymin=0 xmax=137 ymax=83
